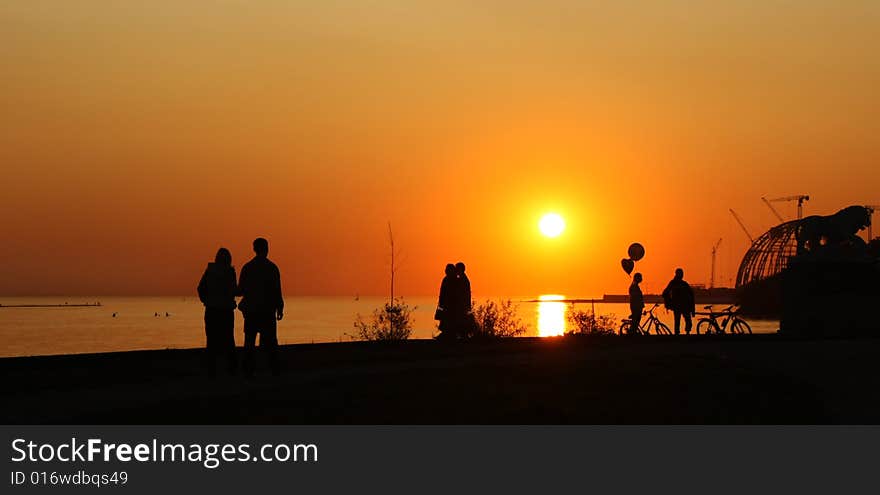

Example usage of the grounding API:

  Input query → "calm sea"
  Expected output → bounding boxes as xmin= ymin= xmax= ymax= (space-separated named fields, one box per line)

xmin=0 ymin=296 xmax=779 ymax=358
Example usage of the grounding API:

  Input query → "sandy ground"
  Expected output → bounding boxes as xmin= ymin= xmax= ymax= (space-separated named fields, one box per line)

xmin=2 ymin=335 xmax=879 ymax=424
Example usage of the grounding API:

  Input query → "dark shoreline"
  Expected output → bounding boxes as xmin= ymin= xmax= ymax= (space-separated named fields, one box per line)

xmin=3 ymin=334 xmax=880 ymax=424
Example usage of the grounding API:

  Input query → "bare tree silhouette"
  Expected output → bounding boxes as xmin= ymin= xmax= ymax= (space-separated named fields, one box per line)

xmin=387 ymin=222 xmax=402 ymax=304
xmin=352 ymin=222 xmax=414 ymax=341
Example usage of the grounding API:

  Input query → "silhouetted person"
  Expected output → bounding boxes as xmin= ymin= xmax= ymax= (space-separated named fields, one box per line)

xmin=662 ymin=268 xmax=695 ymax=335
xmin=436 ymin=264 xmax=461 ymax=340
xmin=629 ymin=273 xmax=644 ymax=335
xmin=455 ymin=262 xmax=471 ymax=312
xmin=238 ymin=238 xmax=284 ymax=377
xmin=455 ymin=261 xmax=475 ymax=338
xmin=197 ymin=247 xmax=238 ymax=375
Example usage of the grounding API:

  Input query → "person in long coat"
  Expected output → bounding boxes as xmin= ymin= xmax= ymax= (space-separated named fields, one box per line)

xmin=197 ymin=247 xmax=238 ymax=374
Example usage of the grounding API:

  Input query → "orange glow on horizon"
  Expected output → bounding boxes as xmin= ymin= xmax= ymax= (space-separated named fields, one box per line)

xmin=0 ymin=3 xmax=878 ymax=297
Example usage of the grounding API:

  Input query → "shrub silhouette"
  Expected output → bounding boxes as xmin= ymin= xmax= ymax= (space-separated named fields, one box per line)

xmin=566 ymin=307 xmax=617 ymax=336
xmin=470 ymin=299 xmax=528 ymax=338
xmin=354 ymin=298 xmax=415 ymax=341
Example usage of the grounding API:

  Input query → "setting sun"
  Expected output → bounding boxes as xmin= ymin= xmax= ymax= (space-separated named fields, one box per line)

xmin=539 ymin=213 xmax=566 ymax=238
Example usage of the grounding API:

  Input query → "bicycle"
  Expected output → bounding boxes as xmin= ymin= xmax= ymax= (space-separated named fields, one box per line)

xmin=618 ymin=303 xmax=672 ymax=335
xmin=695 ymin=305 xmax=752 ymax=335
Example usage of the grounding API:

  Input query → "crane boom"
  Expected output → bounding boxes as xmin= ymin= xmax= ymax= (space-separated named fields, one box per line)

xmin=729 ymin=209 xmax=754 ymax=242
xmin=768 ymin=195 xmax=808 ymax=202
xmin=761 ymin=196 xmax=785 ymax=222
xmin=769 ymin=194 xmax=810 ymax=219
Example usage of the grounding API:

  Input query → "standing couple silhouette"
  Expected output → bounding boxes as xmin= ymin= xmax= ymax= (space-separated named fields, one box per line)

xmin=436 ymin=262 xmax=473 ymax=340
xmin=197 ymin=237 xmax=284 ymax=377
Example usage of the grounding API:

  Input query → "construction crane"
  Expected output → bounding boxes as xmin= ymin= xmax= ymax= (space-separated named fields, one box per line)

xmin=865 ymin=205 xmax=879 ymax=240
xmin=729 ymin=209 xmax=754 ymax=242
xmin=710 ymin=238 xmax=723 ymax=289
xmin=761 ymin=196 xmax=785 ymax=223
xmin=769 ymin=195 xmax=810 ymax=219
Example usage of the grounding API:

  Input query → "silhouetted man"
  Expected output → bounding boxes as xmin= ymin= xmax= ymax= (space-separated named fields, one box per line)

xmin=662 ymin=268 xmax=696 ymax=335
xmin=238 ymin=237 xmax=284 ymax=377
xmin=629 ymin=273 xmax=644 ymax=335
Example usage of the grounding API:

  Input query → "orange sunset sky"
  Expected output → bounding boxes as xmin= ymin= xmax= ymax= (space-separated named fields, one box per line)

xmin=1 ymin=2 xmax=878 ymax=297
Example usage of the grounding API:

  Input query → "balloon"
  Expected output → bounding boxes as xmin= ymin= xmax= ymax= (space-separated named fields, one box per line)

xmin=628 ymin=243 xmax=645 ymax=261
xmin=621 ymin=258 xmax=634 ymax=275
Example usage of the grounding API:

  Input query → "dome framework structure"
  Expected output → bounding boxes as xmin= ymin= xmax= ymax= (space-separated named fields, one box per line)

xmin=735 ymin=219 xmax=800 ymax=288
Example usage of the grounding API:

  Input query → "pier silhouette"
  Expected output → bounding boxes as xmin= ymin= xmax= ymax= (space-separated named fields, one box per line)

xmin=0 ymin=302 xmax=102 ymax=309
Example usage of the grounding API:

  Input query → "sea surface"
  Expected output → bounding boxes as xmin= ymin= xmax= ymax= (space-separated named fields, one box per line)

xmin=0 ymin=296 xmax=779 ymax=358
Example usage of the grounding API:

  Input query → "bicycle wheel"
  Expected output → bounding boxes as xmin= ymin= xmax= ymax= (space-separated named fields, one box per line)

xmin=696 ymin=319 xmax=719 ymax=335
xmin=655 ymin=321 xmax=672 ymax=335
xmin=732 ymin=319 xmax=752 ymax=335
xmin=619 ymin=321 xmax=630 ymax=336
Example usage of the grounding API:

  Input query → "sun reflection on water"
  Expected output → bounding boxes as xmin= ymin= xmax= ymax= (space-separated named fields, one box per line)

xmin=537 ymin=295 xmax=566 ymax=337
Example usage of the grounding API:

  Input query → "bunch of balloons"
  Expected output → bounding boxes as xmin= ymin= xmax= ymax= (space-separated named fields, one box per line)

xmin=621 ymin=243 xmax=645 ymax=276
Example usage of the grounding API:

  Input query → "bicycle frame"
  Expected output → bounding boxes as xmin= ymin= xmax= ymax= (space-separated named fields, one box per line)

xmin=697 ymin=305 xmax=747 ymax=334
xmin=621 ymin=303 xmax=669 ymax=335
xmin=642 ymin=304 xmax=661 ymax=333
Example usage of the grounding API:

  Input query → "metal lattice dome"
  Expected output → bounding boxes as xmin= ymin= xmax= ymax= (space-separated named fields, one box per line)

xmin=735 ymin=219 xmax=800 ymax=288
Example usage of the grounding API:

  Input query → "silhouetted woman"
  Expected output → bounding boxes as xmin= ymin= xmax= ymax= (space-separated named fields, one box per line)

xmin=436 ymin=263 xmax=461 ymax=340
xmin=197 ymin=248 xmax=238 ymax=375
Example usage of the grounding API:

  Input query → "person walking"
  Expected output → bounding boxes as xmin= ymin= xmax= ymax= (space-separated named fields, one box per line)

xmin=238 ymin=238 xmax=284 ymax=377
xmin=197 ymin=247 xmax=238 ymax=375
xmin=662 ymin=268 xmax=696 ymax=335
